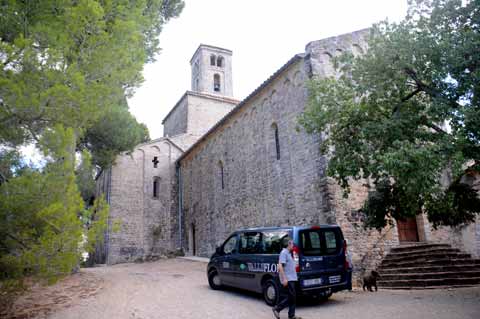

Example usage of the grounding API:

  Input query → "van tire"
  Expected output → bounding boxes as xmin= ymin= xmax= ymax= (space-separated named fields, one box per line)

xmin=208 ymin=270 xmax=222 ymax=290
xmin=263 ymin=279 xmax=280 ymax=306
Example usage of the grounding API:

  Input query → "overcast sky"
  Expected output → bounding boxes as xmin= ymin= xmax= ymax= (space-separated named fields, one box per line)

xmin=127 ymin=0 xmax=408 ymax=139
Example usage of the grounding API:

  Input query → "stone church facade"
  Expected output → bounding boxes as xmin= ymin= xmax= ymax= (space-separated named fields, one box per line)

xmin=96 ymin=30 xmax=480 ymax=283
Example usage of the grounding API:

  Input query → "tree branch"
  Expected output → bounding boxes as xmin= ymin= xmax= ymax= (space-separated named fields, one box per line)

xmin=404 ymin=67 xmax=463 ymax=109
xmin=401 ymin=88 xmax=422 ymax=102
xmin=5 ymin=232 xmax=30 ymax=250
xmin=420 ymin=116 xmax=449 ymax=135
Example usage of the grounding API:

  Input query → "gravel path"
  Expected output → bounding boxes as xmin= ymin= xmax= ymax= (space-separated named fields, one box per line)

xmin=43 ymin=258 xmax=480 ymax=319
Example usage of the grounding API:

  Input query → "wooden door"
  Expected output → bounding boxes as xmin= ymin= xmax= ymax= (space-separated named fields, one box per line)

xmin=397 ymin=217 xmax=419 ymax=242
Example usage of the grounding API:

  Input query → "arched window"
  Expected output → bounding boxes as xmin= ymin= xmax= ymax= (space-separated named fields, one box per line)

xmin=216 ymin=56 xmax=223 ymax=67
xmin=214 ymin=74 xmax=221 ymax=92
xmin=153 ymin=177 xmax=160 ymax=198
xmin=219 ymin=161 xmax=224 ymax=189
xmin=210 ymin=54 xmax=216 ymax=66
xmin=272 ymin=123 xmax=280 ymax=160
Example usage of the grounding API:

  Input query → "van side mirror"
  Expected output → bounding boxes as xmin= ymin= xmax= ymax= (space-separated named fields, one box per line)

xmin=215 ymin=246 xmax=223 ymax=255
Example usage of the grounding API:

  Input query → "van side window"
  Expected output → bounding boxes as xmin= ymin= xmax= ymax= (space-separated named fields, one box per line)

xmin=262 ymin=231 xmax=290 ymax=254
xmin=223 ymin=236 xmax=238 ymax=254
xmin=239 ymin=232 xmax=262 ymax=254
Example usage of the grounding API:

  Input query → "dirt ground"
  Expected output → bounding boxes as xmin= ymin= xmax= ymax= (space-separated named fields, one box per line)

xmin=1 ymin=270 xmax=103 ymax=319
xmin=3 ymin=258 xmax=480 ymax=319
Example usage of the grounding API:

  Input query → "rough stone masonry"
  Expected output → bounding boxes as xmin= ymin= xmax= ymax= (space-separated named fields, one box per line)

xmin=96 ymin=30 xmax=480 ymax=285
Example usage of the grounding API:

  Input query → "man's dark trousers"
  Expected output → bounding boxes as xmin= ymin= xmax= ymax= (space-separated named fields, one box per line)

xmin=274 ymin=281 xmax=296 ymax=318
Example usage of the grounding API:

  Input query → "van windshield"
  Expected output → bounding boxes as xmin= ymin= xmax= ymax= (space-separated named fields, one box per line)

xmin=300 ymin=228 xmax=342 ymax=256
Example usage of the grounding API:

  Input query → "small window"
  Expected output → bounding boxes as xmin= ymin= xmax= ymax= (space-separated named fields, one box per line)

xmin=210 ymin=54 xmax=216 ymax=66
xmin=217 ymin=56 xmax=223 ymax=67
xmin=153 ymin=177 xmax=160 ymax=198
xmin=152 ymin=156 xmax=159 ymax=168
xmin=239 ymin=232 xmax=262 ymax=254
xmin=214 ymin=74 xmax=221 ymax=92
xmin=272 ymin=123 xmax=280 ymax=160
xmin=219 ymin=161 xmax=224 ymax=189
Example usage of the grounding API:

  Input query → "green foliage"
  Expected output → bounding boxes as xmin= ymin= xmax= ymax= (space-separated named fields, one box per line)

xmin=0 ymin=149 xmax=25 ymax=183
xmin=82 ymin=194 xmax=110 ymax=255
xmin=1 ymin=0 xmax=183 ymax=147
xmin=0 ymin=126 xmax=84 ymax=283
xmin=76 ymin=149 xmax=96 ymax=203
xmin=0 ymin=0 xmax=184 ymax=286
xmin=79 ymin=100 xmax=150 ymax=169
xmin=300 ymin=0 xmax=480 ymax=229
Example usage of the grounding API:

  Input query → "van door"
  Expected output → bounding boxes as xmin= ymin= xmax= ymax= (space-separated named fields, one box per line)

xmin=218 ymin=234 xmax=239 ymax=286
xmin=299 ymin=228 xmax=345 ymax=288
xmin=235 ymin=232 xmax=263 ymax=290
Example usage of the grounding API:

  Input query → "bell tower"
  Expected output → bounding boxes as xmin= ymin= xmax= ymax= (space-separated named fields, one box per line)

xmin=190 ymin=45 xmax=233 ymax=97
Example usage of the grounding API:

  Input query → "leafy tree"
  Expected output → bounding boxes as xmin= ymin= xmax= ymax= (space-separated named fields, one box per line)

xmin=0 ymin=0 xmax=184 ymax=285
xmin=1 ymin=0 xmax=183 ymax=146
xmin=76 ymin=149 xmax=96 ymax=204
xmin=300 ymin=0 xmax=480 ymax=229
xmin=79 ymin=98 xmax=150 ymax=169
xmin=0 ymin=149 xmax=25 ymax=184
xmin=0 ymin=126 xmax=83 ymax=283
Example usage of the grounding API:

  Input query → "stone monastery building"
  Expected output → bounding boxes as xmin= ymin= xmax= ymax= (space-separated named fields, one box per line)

xmin=96 ymin=30 xmax=480 ymax=280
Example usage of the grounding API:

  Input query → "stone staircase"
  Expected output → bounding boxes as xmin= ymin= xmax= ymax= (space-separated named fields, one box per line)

xmin=377 ymin=243 xmax=480 ymax=289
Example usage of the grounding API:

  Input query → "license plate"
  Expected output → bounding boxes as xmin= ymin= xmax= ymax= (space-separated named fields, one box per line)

xmin=303 ymin=278 xmax=323 ymax=286
xmin=329 ymin=275 xmax=341 ymax=284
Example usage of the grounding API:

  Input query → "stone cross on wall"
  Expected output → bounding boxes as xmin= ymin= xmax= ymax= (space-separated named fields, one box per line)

xmin=152 ymin=156 xmax=159 ymax=168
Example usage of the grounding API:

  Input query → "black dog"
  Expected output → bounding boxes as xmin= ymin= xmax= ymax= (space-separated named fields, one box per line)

xmin=363 ymin=270 xmax=380 ymax=292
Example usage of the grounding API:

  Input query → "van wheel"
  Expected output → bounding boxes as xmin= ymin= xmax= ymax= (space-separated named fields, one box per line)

xmin=263 ymin=279 xmax=280 ymax=306
xmin=208 ymin=270 xmax=222 ymax=290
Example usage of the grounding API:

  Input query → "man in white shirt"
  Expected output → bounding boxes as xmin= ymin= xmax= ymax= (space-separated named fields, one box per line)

xmin=272 ymin=239 xmax=302 ymax=319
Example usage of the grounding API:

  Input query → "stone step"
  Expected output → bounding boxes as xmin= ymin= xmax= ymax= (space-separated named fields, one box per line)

xmin=379 ymin=264 xmax=480 ymax=274
xmin=378 ymin=277 xmax=480 ymax=288
xmin=386 ymin=248 xmax=460 ymax=259
xmin=390 ymin=243 xmax=451 ymax=253
xmin=380 ymin=257 xmax=480 ymax=269
xmin=379 ymin=270 xmax=480 ymax=281
xmin=382 ymin=252 xmax=470 ymax=264
xmin=380 ymin=284 xmax=477 ymax=290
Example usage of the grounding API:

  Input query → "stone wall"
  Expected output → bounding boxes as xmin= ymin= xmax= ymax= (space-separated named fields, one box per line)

xmin=419 ymin=172 xmax=480 ymax=258
xmin=178 ymin=31 xmax=401 ymax=285
xmin=163 ymin=92 xmax=237 ymax=139
xmin=101 ymin=138 xmax=183 ymax=264
xmin=163 ymin=95 xmax=188 ymax=137
xmin=179 ymin=57 xmax=335 ymax=257
xmin=328 ymin=179 xmax=399 ymax=285
xmin=187 ymin=93 xmax=237 ymax=137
